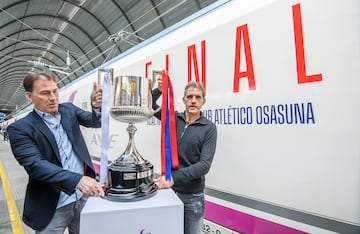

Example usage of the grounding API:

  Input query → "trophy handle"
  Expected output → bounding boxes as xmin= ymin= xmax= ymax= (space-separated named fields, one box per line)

xmin=151 ymin=70 xmax=166 ymax=115
xmin=98 ymin=67 xmax=113 ymax=87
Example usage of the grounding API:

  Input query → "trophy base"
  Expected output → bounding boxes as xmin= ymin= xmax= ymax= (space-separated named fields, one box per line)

xmin=104 ymin=183 xmax=157 ymax=202
xmin=105 ymin=160 xmax=158 ymax=202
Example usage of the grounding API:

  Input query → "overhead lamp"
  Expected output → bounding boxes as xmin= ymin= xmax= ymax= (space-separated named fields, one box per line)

xmin=28 ymin=51 xmax=71 ymax=76
xmin=108 ymin=30 xmax=144 ymax=46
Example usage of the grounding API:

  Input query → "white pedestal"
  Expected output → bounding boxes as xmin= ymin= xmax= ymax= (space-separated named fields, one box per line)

xmin=80 ymin=189 xmax=183 ymax=234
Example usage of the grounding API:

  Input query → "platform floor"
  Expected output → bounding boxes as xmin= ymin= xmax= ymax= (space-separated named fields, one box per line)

xmin=0 ymin=138 xmax=35 ymax=234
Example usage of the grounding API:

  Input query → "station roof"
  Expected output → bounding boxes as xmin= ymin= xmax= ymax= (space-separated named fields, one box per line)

xmin=0 ymin=0 xmax=217 ymax=115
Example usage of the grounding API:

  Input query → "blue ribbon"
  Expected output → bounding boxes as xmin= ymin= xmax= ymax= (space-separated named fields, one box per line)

xmin=164 ymin=91 xmax=172 ymax=180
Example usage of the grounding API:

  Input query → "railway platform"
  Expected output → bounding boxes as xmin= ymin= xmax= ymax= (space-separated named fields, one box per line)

xmin=0 ymin=138 xmax=33 ymax=234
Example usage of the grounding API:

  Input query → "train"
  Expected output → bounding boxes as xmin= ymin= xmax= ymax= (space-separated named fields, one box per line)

xmin=2 ymin=0 xmax=360 ymax=233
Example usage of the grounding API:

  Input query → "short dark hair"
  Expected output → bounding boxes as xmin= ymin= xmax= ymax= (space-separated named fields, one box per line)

xmin=184 ymin=81 xmax=206 ymax=98
xmin=23 ymin=71 xmax=57 ymax=92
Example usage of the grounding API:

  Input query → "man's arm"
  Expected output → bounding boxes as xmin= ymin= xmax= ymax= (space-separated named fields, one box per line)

xmin=7 ymin=123 xmax=83 ymax=195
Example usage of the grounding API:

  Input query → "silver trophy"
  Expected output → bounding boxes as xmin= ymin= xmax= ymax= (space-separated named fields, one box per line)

xmin=103 ymin=73 xmax=160 ymax=201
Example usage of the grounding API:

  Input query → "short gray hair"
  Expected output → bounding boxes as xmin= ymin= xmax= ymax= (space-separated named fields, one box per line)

xmin=183 ymin=81 xmax=205 ymax=98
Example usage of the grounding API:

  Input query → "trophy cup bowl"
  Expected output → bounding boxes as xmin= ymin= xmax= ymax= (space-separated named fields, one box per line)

xmin=105 ymin=75 xmax=159 ymax=201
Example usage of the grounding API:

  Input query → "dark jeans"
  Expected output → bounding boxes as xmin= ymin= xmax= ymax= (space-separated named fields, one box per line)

xmin=176 ymin=192 xmax=205 ymax=234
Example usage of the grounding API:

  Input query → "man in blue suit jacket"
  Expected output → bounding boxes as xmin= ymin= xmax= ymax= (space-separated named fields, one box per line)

xmin=7 ymin=71 xmax=105 ymax=234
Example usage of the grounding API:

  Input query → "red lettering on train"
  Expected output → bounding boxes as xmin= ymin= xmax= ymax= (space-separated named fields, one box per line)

xmin=187 ymin=40 xmax=206 ymax=88
xmin=233 ymin=24 xmax=256 ymax=92
xmin=146 ymin=3 xmax=323 ymax=90
xmin=165 ymin=54 xmax=169 ymax=72
xmin=292 ymin=3 xmax=322 ymax=84
xmin=145 ymin=61 xmax=152 ymax=78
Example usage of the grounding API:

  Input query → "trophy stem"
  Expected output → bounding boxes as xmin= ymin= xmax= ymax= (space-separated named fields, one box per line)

xmin=118 ymin=122 xmax=145 ymax=163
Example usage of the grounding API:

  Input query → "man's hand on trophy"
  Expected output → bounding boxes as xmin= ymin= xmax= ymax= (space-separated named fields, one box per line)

xmin=154 ymin=175 xmax=174 ymax=189
xmin=91 ymin=82 xmax=102 ymax=111
xmin=77 ymin=176 xmax=105 ymax=197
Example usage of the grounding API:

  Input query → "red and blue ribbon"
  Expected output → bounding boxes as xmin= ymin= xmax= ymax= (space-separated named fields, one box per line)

xmin=160 ymin=71 xmax=179 ymax=180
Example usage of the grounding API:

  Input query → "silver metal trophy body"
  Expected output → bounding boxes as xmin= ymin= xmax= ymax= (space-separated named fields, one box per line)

xmin=103 ymin=72 xmax=158 ymax=201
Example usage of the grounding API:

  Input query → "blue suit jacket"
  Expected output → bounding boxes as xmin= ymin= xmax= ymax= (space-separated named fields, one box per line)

xmin=7 ymin=103 xmax=101 ymax=231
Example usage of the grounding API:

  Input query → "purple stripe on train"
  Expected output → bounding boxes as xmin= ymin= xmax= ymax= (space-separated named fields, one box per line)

xmin=205 ymin=201 xmax=308 ymax=234
xmin=68 ymin=91 xmax=77 ymax=103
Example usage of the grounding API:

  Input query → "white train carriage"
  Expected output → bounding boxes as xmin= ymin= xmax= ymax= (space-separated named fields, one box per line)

xmin=5 ymin=0 xmax=360 ymax=233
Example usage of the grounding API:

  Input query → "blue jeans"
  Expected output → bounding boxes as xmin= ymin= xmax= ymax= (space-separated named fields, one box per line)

xmin=36 ymin=196 xmax=87 ymax=234
xmin=176 ymin=192 xmax=204 ymax=234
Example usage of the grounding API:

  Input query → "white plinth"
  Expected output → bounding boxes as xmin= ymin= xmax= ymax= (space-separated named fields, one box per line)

xmin=80 ymin=189 xmax=183 ymax=234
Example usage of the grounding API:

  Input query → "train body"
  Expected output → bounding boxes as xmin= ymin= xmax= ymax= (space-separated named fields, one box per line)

xmin=3 ymin=0 xmax=359 ymax=233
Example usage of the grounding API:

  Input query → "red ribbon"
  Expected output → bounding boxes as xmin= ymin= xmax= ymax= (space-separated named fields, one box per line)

xmin=160 ymin=71 xmax=179 ymax=180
